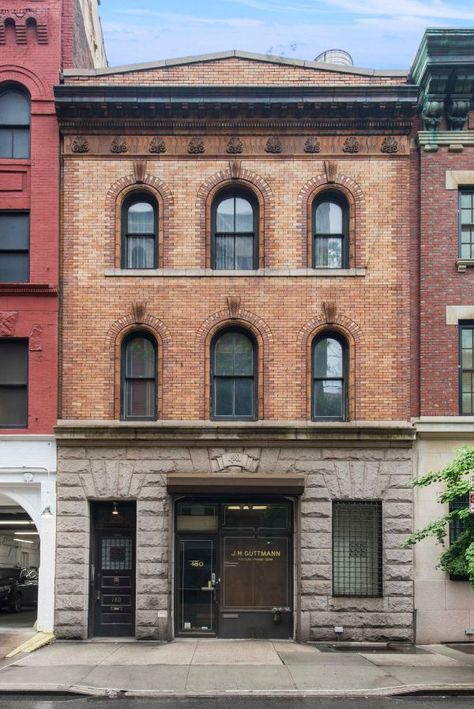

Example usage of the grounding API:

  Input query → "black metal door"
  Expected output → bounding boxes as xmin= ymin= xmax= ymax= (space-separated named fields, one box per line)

xmin=90 ymin=502 xmax=136 ymax=637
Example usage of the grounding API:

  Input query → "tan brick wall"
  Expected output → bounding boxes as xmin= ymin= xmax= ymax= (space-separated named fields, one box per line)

xmin=61 ymin=153 xmax=411 ymax=422
xmin=64 ymin=56 xmax=406 ymax=86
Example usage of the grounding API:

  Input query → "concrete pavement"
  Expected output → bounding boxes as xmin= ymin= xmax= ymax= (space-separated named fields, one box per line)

xmin=0 ymin=639 xmax=472 ymax=697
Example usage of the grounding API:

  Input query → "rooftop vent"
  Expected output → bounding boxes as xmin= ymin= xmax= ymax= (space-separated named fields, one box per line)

xmin=314 ymin=49 xmax=354 ymax=66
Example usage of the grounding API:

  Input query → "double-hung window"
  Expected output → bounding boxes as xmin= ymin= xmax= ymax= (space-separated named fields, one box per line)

xmin=459 ymin=323 xmax=474 ymax=414
xmin=459 ymin=189 xmax=474 ymax=260
xmin=212 ymin=191 xmax=258 ymax=270
xmin=0 ymin=339 xmax=28 ymax=427
xmin=0 ymin=213 xmax=29 ymax=282
xmin=0 ymin=88 xmax=30 ymax=159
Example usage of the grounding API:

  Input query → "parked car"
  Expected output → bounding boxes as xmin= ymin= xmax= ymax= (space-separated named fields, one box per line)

xmin=0 ymin=567 xmax=38 ymax=613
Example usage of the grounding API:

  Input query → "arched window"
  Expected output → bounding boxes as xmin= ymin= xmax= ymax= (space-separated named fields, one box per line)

xmin=313 ymin=191 xmax=349 ymax=269
xmin=121 ymin=194 xmax=157 ymax=269
xmin=121 ymin=333 xmax=157 ymax=420
xmin=0 ymin=87 xmax=30 ymax=159
xmin=212 ymin=190 xmax=258 ymax=270
xmin=211 ymin=329 xmax=256 ymax=419
xmin=312 ymin=333 xmax=347 ymax=420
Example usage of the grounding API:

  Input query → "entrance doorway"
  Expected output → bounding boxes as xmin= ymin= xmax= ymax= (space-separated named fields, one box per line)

xmin=89 ymin=501 xmax=136 ymax=637
xmin=175 ymin=499 xmax=293 ymax=639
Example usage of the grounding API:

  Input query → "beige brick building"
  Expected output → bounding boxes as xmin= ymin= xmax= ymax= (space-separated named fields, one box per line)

xmin=54 ymin=52 xmax=418 ymax=641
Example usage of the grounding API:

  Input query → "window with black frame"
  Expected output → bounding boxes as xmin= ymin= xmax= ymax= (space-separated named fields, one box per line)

xmin=459 ymin=189 xmax=474 ymax=259
xmin=122 ymin=194 xmax=157 ymax=269
xmin=333 ymin=501 xmax=383 ymax=597
xmin=0 ymin=213 xmax=29 ymax=282
xmin=449 ymin=494 xmax=469 ymax=581
xmin=211 ymin=329 xmax=256 ymax=420
xmin=313 ymin=191 xmax=348 ymax=269
xmin=121 ymin=333 xmax=157 ymax=420
xmin=460 ymin=324 xmax=474 ymax=414
xmin=0 ymin=339 xmax=28 ymax=427
xmin=312 ymin=332 xmax=347 ymax=420
xmin=212 ymin=190 xmax=257 ymax=270
xmin=0 ymin=87 xmax=30 ymax=159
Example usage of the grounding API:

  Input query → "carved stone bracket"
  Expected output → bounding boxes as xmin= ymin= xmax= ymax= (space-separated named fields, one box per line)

xmin=188 ymin=137 xmax=205 ymax=154
xmin=324 ymin=160 xmax=337 ymax=183
xmin=133 ymin=160 xmax=147 ymax=184
xmin=226 ymin=136 xmax=243 ymax=154
xmin=111 ymin=137 xmax=128 ymax=154
xmin=228 ymin=160 xmax=242 ymax=179
xmin=322 ymin=301 xmax=337 ymax=323
xmin=448 ymin=99 xmax=470 ymax=131
xmin=265 ymin=136 xmax=282 ymax=154
xmin=0 ymin=311 xmax=18 ymax=336
xmin=131 ymin=301 xmax=147 ymax=323
xmin=381 ymin=136 xmax=398 ymax=154
xmin=304 ymin=137 xmax=320 ymax=154
xmin=421 ymin=99 xmax=444 ymax=131
xmin=227 ymin=296 xmax=241 ymax=319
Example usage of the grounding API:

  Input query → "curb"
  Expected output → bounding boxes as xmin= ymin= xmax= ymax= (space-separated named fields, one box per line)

xmin=0 ymin=683 xmax=473 ymax=698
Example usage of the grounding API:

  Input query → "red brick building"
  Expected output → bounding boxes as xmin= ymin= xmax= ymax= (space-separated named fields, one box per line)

xmin=0 ymin=0 xmax=105 ymax=632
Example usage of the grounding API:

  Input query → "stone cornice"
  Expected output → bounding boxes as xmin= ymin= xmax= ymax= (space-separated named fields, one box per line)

xmin=55 ymin=420 xmax=415 ymax=447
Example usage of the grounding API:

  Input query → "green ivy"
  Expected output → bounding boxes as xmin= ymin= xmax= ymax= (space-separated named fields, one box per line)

xmin=403 ymin=446 xmax=474 ymax=588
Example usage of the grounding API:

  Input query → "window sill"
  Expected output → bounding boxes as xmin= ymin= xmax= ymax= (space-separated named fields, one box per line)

xmin=104 ymin=267 xmax=366 ymax=278
xmin=456 ymin=259 xmax=474 ymax=273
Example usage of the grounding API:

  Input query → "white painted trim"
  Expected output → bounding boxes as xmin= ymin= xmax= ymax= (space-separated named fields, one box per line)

xmin=446 ymin=305 xmax=474 ymax=324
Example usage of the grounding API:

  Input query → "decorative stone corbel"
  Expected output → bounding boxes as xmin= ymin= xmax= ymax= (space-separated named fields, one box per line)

xmin=322 ymin=301 xmax=337 ymax=323
xmin=447 ymin=99 xmax=470 ymax=131
xmin=324 ymin=160 xmax=337 ymax=183
xmin=228 ymin=160 xmax=242 ymax=179
xmin=227 ymin=296 xmax=241 ymax=319
xmin=0 ymin=311 xmax=18 ymax=336
xmin=131 ymin=301 xmax=147 ymax=323
xmin=29 ymin=325 xmax=43 ymax=351
xmin=421 ymin=99 xmax=444 ymax=131
xmin=133 ymin=160 xmax=147 ymax=184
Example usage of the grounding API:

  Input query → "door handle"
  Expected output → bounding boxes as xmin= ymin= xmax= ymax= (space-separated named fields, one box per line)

xmin=96 ymin=589 xmax=101 ymax=602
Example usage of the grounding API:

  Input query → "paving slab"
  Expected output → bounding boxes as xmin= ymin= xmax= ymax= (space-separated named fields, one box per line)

xmin=279 ymin=652 xmax=377 ymax=666
xmin=81 ymin=664 xmax=189 ymax=691
xmin=286 ymin=663 xmax=398 ymax=690
xmin=14 ymin=642 xmax=118 ymax=666
xmin=185 ymin=664 xmax=295 ymax=690
xmin=362 ymin=652 xmax=467 ymax=667
xmin=99 ymin=641 xmax=197 ymax=666
xmin=387 ymin=665 xmax=474 ymax=685
xmin=0 ymin=664 xmax=91 ymax=686
xmin=191 ymin=639 xmax=282 ymax=665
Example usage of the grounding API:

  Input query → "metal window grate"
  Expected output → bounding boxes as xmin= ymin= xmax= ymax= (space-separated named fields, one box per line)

xmin=449 ymin=494 xmax=469 ymax=581
xmin=332 ymin=501 xmax=383 ymax=597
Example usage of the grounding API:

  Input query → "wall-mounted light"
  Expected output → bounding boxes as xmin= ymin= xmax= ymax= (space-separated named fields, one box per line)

xmin=112 ymin=502 xmax=119 ymax=516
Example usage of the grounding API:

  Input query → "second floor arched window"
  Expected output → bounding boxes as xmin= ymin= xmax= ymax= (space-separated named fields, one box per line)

xmin=313 ymin=332 xmax=348 ymax=421
xmin=212 ymin=190 xmax=258 ymax=270
xmin=211 ymin=328 xmax=256 ymax=419
xmin=313 ymin=191 xmax=349 ymax=269
xmin=121 ymin=332 xmax=157 ymax=420
xmin=122 ymin=194 xmax=157 ymax=269
xmin=0 ymin=87 xmax=30 ymax=159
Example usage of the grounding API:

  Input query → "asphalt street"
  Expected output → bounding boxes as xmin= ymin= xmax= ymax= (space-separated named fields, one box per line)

xmin=0 ymin=695 xmax=474 ymax=708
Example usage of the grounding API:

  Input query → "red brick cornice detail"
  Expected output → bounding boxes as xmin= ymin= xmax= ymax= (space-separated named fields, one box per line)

xmin=0 ymin=65 xmax=46 ymax=99
xmin=196 ymin=165 xmax=275 ymax=268
xmin=297 ymin=172 xmax=366 ymax=268
xmin=298 ymin=313 xmax=364 ymax=349
xmin=107 ymin=313 xmax=171 ymax=348
xmin=196 ymin=308 xmax=273 ymax=349
xmin=105 ymin=173 xmax=174 ymax=268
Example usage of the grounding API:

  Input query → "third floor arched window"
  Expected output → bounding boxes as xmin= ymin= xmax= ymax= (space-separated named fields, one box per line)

xmin=121 ymin=194 xmax=158 ymax=269
xmin=212 ymin=190 xmax=258 ymax=270
xmin=313 ymin=191 xmax=349 ymax=269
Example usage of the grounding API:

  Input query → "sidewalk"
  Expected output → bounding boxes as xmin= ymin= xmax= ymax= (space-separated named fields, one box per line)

xmin=0 ymin=639 xmax=473 ymax=697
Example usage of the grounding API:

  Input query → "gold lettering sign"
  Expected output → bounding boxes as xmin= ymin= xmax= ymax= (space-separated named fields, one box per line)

xmin=190 ymin=559 xmax=204 ymax=568
xmin=231 ymin=549 xmax=281 ymax=559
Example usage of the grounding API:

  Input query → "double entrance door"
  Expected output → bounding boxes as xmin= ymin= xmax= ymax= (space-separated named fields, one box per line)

xmin=175 ymin=499 xmax=293 ymax=639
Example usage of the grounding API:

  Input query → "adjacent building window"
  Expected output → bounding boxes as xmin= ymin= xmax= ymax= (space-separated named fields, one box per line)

xmin=333 ymin=501 xmax=383 ymax=597
xmin=212 ymin=190 xmax=258 ymax=270
xmin=211 ymin=328 xmax=256 ymax=419
xmin=122 ymin=194 xmax=157 ymax=269
xmin=121 ymin=333 xmax=157 ymax=420
xmin=312 ymin=333 xmax=347 ymax=421
xmin=0 ymin=339 xmax=28 ymax=427
xmin=0 ymin=213 xmax=29 ymax=282
xmin=0 ymin=87 xmax=30 ymax=159
xmin=460 ymin=323 xmax=474 ymax=414
xmin=459 ymin=189 xmax=474 ymax=259
xmin=313 ymin=191 xmax=348 ymax=268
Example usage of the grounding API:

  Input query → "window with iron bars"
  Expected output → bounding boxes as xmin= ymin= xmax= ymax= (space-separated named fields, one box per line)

xmin=332 ymin=501 xmax=383 ymax=597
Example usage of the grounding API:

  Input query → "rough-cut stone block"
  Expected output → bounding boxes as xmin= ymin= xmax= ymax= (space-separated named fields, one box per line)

xmin=138 ymin=562 xmax=168 ymax=578
xmin=130 ymin=447 xmax=191 ymax=460
xmin=384 ymin=549 xmax=412 ymax=565
xmin=57 ymin=531 xmax=88 ymax=548
xmin=89 ymin=448 xmax=128 ymax=460
xmin=56 ymin=578 xmax=87 ymax=595
xmin=384 ymin=503 xmax=413 ymax=519
xmin=58 ymin=461 xmax=91 ymax=475
xmin=384 ymin=581 xmax=414 ymax=596
xmin=57 ymin=486 xmax=86 ymax=501
xmin=56 ymin=594 xmax=85 ymax=611
xmin=300 ymin=579 xmax=332 ymax=595
xmin=55 ymin=610 xmax=86 ymax=626
xmin=301 ymin=532 xmax=331 ymax=549
xmin=138 ymin=515 xmax=168 ymax=532
xmin=59 ymin=447 xmax=87 ymax=459
xmin=384 ymin=518 xmax=412 ymax=534
xmin=301 ymin=595 xmax=329 ymax=611
xmin=57 ymin=547 xmax=87 ymax=565
xmin=56 ymin=563 xmax=88 ymax=580
xmin=301 ymin=563 xmax=331 ymax=580
xmin=138 ymin=578 xmax=169 ymax=594
xmin=56 ymin=516 xmax=88 ymax=533
xmin=55 ymin=625 xmax=86 ymax=640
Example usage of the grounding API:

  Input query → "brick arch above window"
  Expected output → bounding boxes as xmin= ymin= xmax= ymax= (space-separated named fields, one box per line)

xmin=297 ymin=173 xmax=366 ymax=269
xmin=106 ymin=314 xmax=171 ymax=420
xmin=298 ymin=314 xmax=364 ymax=421
xmin=0 ymin=69 xmax=45 ymax=99
xmin=105 ymin=174 xmax=174 ymax=269
xmin=196 ymin=309 xmax=273 ymax=420
xmin=195 ymin=166 xmax=275 ymax=268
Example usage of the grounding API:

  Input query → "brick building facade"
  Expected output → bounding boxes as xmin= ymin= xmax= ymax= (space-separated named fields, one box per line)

xmin=0 ymin=0 xmax=104 ymax=632
xmin=54 ymin=54 xmax=419 ymax=641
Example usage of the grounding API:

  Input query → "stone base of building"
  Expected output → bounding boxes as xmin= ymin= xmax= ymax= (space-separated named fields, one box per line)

xmin=54 ymin=421 xmax=415 ymax=643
